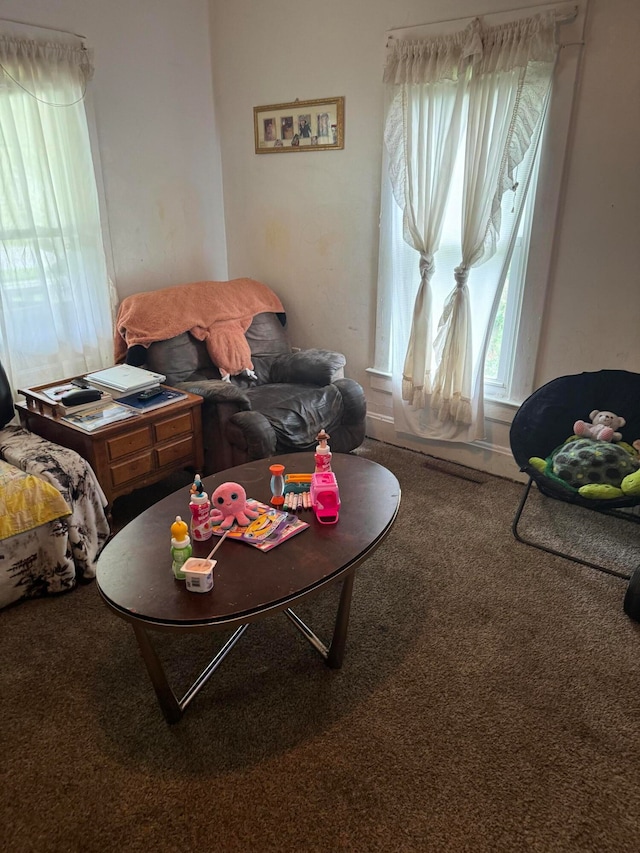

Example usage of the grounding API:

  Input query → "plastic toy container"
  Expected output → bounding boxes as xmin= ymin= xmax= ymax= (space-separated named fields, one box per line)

xmin=310 ymin=471 xmax=340 ymax=524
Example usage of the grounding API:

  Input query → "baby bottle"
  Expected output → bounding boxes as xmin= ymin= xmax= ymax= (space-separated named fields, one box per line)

xmin=170 ymin=515 xmax=192 ymax=580
xmin=314 ymin=429 xmax=332 ymax=473
xmin=189 ymin=473 xmax=212 ymax=541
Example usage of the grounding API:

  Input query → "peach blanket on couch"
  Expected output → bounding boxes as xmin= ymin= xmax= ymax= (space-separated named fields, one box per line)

xmin=114 ymin=279 xmax=285 ymax=379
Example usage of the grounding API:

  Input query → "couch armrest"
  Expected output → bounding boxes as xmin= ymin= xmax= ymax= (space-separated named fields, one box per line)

xmin=175 ymin=379 xmax=251 ymax=409
xmin=334 ymin=378 xmax=367 ymax=424
xmin=268 ymin=349 xmax=346 ymax=386
xmin=225 ymin=411 xmax=277 ymax=462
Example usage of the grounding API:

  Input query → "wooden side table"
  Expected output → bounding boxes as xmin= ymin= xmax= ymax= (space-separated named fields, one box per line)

xmin=16 ymin=389 xmax=204 ymax=507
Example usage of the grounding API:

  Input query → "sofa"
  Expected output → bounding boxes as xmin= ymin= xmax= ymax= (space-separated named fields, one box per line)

xmin=0 ymin=361 xmax=110 ymax=609
xmin=115 ymin=280 xmax=367 ymax=474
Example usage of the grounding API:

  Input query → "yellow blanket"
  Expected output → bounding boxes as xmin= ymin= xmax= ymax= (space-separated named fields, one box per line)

xmin=114 ymin=279 xmax=285 ymax=379
xmin=0 ymin=460 xmax=70 ymax=540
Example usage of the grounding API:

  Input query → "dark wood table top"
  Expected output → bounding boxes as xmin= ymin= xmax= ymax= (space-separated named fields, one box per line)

xmin=97 ymin=452 xmax=401 ymax=629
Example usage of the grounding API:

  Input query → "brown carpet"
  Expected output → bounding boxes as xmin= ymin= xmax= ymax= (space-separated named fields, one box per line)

xmin=1 ymin=438 xmax=639 ymax=853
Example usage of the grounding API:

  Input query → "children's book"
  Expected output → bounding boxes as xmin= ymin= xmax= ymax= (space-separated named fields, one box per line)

xmin=210 ymin=500 xmax=308 ymax=552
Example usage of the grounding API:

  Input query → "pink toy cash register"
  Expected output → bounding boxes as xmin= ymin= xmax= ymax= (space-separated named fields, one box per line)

xmin=310 ymin=472 xmax=340 ymax=524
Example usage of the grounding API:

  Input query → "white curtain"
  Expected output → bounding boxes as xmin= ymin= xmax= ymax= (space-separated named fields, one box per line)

xmin=381 ymin=13 xmax=558 ymax=442
xmin=0 ymin=34 xmax=116 ymax=395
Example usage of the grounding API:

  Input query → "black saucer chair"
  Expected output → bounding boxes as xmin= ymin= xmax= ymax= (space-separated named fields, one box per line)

xmin=509 ymin=371 xmax=640 ymax=610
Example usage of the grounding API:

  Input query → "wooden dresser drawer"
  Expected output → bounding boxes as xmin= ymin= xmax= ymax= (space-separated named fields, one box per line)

xmin=107 ymin=427 xmax=152 ymax=461
xmin=110 ymin=451 xmax=154 ymax=487
xmin=156 ymin=436 xmax=194 ymax=469
xmin=154 ymin=412 xmax=193 ymax=443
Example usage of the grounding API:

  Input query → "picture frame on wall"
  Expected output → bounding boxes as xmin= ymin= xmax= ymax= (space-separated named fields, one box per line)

xmin=254 ymin=96 xmax=345 ymax=154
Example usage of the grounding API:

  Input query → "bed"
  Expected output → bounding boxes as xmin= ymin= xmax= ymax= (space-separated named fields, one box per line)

xmin=0 ymin=425 xmax=110 ymax=610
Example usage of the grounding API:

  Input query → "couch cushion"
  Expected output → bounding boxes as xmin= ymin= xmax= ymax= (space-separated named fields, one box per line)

xmin=243 ymin=312 xmax=291 ymax=384
xmin=245 ymin=312 xmax=289 ymax=357
xmin=244 ymin=383 xmax=345 ymax=449
xmin=143 ymin=312 xmax=290 ymax=387
xmin=269 ymin=349 xmax=346 ymax=386
xmin=145 ymin=332 xmax=222 ymax=385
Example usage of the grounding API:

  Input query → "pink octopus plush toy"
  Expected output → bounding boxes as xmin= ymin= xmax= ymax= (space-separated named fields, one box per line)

xmin=209 ymin=481 xmax=260 ymax=529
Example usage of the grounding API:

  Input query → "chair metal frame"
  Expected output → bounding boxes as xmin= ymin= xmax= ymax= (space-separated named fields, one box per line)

xmin=510 ymin=369 xmax=640 ymax=583
xmin=511 ymin=475 xmax=637 ymax=580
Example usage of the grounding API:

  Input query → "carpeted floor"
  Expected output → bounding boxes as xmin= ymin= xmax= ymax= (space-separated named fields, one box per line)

xmin=1 ymin=438 xmax=639 ymax=853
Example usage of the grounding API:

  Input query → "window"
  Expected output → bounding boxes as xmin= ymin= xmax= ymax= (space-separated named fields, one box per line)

xmin=0 ymin=27 xmax=115 ymax=394
xmin=373 ymin=2 xmax=586 ymax=423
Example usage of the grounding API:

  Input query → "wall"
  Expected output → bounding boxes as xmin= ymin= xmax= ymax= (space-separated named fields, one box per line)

xmin=1 ymin=0 xmax=228 ymax=299
xmin=210 ymin=0 xmax=640 ymax=479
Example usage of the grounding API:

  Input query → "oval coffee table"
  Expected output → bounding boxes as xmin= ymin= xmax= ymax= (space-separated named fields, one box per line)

xmin=97 ymin=452 xmax=400 ymax=722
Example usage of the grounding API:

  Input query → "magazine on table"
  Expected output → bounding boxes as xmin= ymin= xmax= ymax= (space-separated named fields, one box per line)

xmin=115 ymin=386 xmax=188 ymax=412
xmin=42 ymin=382 xmax=78 ymax=402
xmin=61 ymin=402 xmax=139 ymax=432
xmin=210 ymin=500 xmax=309 ymax=552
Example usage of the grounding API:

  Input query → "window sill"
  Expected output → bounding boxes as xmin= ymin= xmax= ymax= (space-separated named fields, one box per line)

xmin=484 ymin=397 xmax=520 ymax=426
xmin=366 ymin=367 xmax=392 ymax=393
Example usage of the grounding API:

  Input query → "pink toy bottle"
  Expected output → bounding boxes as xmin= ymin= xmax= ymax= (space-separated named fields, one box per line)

xmin=189 ymin=473 xmax=213 ymax=541
xmin=314 ymin=429 xmax=332 ymax=473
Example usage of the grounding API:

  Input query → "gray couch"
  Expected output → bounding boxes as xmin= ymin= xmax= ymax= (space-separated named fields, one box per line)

xmin=137 ymin=312 xmax=367 ymax=474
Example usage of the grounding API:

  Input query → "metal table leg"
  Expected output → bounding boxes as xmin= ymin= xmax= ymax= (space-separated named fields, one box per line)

xmin=284 ymin=569 xmax=356 ymax=670
xmin=132 ymin=621 xmax=249 ymax=724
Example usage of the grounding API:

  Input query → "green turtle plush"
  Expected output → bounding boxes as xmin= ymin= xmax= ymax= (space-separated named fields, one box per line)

xmin=529 ymin=437 xmax=640 ymax=500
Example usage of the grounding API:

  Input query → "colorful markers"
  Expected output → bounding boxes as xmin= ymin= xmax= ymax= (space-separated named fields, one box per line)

xmin=282 ymin=473 xmax=314 ymax=511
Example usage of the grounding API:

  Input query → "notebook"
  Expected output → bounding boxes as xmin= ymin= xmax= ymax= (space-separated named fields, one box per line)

xmin=85 ymin=365 xmax=165 ymax=393
xmin=115 ymin=386 xmax=188 ymax=412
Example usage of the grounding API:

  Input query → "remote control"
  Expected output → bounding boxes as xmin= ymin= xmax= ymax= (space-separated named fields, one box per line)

xmin=61 ymin=388 xmax=102 ymax=406
xmin=138 ymin=386 xmax=164 ymax=401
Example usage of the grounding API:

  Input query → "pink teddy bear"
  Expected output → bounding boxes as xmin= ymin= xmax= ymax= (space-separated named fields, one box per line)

xmin=209 ymin=481 xmax=260 ymax=529
xmin=574 ymin=410 xmax=625 ymax=443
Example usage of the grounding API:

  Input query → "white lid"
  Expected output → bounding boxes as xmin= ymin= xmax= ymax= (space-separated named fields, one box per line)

xmin=190 ymin=492 xmax=209 ymax=504
xmin=316 ymin=443 xmax=331 ymax=454
xmin=171 ymin=535 xmax=191 ymax=548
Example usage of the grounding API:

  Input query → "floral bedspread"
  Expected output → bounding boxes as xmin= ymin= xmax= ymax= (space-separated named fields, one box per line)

xmin=0 ymin=426 xmax=110 ymax=608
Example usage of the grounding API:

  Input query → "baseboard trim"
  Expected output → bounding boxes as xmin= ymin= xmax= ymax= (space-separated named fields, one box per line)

xmin=365 ymin=412 xmax=526 ymax=482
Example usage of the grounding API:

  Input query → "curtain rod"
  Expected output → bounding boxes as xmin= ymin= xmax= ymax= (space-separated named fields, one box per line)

xmin=0 ymin=17 xmax=86 ymax=40
xmin=386 ymin=3 xmax=578 ymax=42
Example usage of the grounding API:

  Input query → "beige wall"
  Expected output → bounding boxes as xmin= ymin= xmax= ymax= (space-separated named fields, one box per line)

xmin=4 ymin=1 xmax=639 ymax=478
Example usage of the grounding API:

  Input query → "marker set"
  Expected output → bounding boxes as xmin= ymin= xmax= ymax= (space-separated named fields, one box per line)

xmin=283 ymin=489 xmax=312 ymax=511
xmin=283 ymin=474 xmax=312 ymax=511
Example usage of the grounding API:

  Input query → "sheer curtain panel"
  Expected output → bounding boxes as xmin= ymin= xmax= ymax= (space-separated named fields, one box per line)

xmin=0 ymin=33 xmax=115 ymax=395
xmin=380 ymin=12 xmax=558 ymax=442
